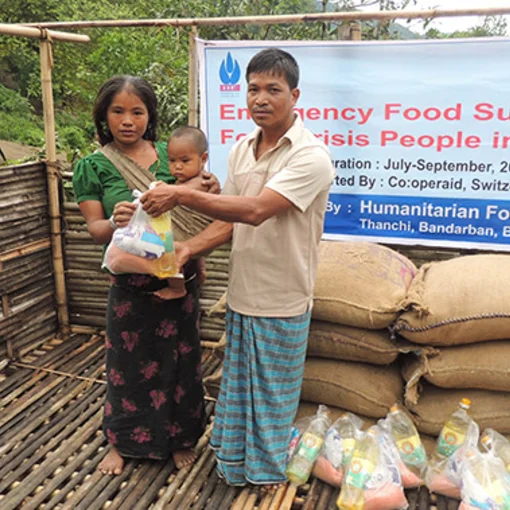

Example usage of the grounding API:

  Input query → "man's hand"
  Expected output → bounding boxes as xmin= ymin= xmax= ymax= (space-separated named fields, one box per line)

xmin=140 ymin=183 xmax=181 ymax=216
xmin=175 ymin=242 xmax=191 ymax=271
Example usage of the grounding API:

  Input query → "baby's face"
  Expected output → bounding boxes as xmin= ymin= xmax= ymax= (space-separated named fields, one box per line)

xmin=167 ymin=137 xmax=205 ymax=183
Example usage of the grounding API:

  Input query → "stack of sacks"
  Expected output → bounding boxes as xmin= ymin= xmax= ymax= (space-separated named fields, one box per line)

xmin=393 ymin=254 xmax=510 ymax=436
xmin=301 ymin=241 xmax=418 ymax=421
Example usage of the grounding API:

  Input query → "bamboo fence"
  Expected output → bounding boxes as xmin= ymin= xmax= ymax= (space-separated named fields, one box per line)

xmin=0 ymin=162 xmax=58 ymax=361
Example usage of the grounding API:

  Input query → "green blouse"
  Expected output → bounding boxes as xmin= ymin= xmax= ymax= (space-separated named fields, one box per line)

xmin=72 ymin=141 xmax=176 ymax=217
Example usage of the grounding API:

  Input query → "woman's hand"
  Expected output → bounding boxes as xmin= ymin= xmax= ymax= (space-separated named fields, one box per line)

xmin=182 ymin=170 xmax=221 ymax=194
xmin=113 ymin=201 xmax=137 ymax=228
xmin=200 ymin=170 xmax=221 ymax=194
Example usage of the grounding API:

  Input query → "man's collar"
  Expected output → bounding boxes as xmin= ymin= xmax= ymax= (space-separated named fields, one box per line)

xmin=247 ymin=114 xmax=303 ymax=147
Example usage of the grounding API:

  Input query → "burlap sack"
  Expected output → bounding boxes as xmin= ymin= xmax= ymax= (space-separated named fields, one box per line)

xmin=301 ymin=358 xmax=404 ymax=418
xmin=313 ymin=241 xmax=416 ymax=329
xmin=307 ymin=320 xmax=418 ymax=365
xmin=394 ymin=255 xmax=510 ymax=346
xmin=406 ymin=384 xmax=510 ymax=435
xmin=403 ymin=341 xmax=510 ymax=405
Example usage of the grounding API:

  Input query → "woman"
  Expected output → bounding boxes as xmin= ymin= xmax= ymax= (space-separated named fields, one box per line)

xmin=73 ymin=75 xmax=215 ymax=475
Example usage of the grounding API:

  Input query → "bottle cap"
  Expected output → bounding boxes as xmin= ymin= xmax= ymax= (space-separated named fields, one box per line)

xmin=481 ymin=434 xmax=492 ymax=445
xmin=460 ymin=398 xmax=471 ymax=409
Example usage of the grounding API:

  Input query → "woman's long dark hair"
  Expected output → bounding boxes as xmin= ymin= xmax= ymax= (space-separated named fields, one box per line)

xmin=93 ymin=75 xmax=158 ymax=146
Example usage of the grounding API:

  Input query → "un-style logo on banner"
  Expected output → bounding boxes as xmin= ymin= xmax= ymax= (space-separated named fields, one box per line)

xmin=219 ymin=52 xmax=241 ymax=92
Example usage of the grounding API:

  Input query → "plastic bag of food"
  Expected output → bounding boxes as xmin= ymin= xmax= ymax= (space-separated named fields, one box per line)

xmin=459 ymin=446 xmax=510 ymax=510
xmin=286 ymin=405 xmax=331 ymax=486
xmin=426 ymin=419 xmax=480 ymax=500
xmin=480 ymin=429 xmax=510 ymax=474
xmin=379 ymin=404 xmax=427 ymax=488
xmin=104 ymin=188 xmax=178 ymax=279
xmin=337 ymin=425 xmax=408 ymax=510
xmin=287 ymin=415 xmax=314 ymax=464
xmin=313 ymin=412 xmax=364 ymax=488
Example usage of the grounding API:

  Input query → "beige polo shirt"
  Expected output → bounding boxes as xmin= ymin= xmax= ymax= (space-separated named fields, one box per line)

xmin=222 ymin=116 xmax=334 ymax=317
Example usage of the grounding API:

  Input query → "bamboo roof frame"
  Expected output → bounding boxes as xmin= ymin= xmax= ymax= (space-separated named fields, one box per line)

xmin=20 ymin=6 xmax=510 ymax=29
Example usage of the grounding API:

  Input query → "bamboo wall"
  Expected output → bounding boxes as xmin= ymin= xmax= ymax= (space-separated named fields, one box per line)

xmin=62 ymin=171 xmax=228 ymax=342
xmin=0 ymin=162 xmax=58 ymax=359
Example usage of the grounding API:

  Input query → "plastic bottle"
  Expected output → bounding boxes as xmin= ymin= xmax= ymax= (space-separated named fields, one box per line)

xmin=150 ymin=209 xmax=178 ymax=278
xmin=286 ymin=406 xmax=330 ymax=486
xmin=481 ymin=429 xmax=510 ymax=473
xmin=433 ymin=398 xmax=471 ymax=459
xmin=332 ymin=413 xmax=359 ymax=468
xmin=387 ymin=404 xmax=427 ymax=475
xmin=337 ymin=427 xmax=379 ymax=510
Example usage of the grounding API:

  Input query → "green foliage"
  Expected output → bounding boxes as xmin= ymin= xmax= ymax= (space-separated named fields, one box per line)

xmin=0 ymin=83 xmax=33 ymax=116
xmin=426 ymin=15 xmax=508 ymax=39
xmin=0 ymin=112 xmax=45 ymax=147
xmin=1 ymin=0 xmax=508 ymax=160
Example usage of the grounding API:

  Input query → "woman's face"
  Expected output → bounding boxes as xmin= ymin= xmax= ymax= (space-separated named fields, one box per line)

xmin=106 ymin=89 xmax=149 ymax=146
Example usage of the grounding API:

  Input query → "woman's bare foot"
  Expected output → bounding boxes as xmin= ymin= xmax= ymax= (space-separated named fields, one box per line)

xmin=98 ymin=446 xmax=124 ymax=475
xmin=172 ymin=448 xmax=196 ymax=469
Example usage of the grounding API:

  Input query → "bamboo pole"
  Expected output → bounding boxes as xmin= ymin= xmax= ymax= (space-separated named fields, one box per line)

xmin=188 ymin=26 xmax=199 ymax=126
xmin=39 ymin=37 xmax=70 ymax=337
xmin=349 ymin=22 xmax=362 ymax=41
xmin=22 ymin=7 xmax=510 ymax=29
xmin=0 ymin=239 xmax=51 ymax=271
xmin=0 ymin=23 xmax=89 ymax=42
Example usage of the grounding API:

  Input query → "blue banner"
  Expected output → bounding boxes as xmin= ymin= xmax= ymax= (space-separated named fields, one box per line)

xmin=197 ymin=38 xmax=510 ymax=251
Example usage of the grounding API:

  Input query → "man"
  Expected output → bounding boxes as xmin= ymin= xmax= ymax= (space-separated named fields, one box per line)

xmin=141 ymin=48 xmax=334 ymax=487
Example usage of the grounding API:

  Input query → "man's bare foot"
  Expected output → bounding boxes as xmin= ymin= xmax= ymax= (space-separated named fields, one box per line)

xmin=261 ymin=483 xmax=285 ymax=494
xmin=172 ymin=448 xmax=196 ymax=469
xmin=98 ymin=446 xmax=124 ymax=475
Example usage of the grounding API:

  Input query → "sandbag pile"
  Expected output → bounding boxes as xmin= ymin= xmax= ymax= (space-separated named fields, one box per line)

xmin=392 ymin=254 xmax=510 ymax=436
xmin=301 ymin=242 xmax=418 ymax=419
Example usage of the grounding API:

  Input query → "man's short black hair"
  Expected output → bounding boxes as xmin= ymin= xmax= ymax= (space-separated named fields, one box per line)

xmin=169 ymin=126 xmax=208 ymax=155
xmin=246 ymin=48 xmax=299 ymax=90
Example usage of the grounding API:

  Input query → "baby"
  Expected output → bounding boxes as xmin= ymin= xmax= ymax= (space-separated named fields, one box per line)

xmin=106 ymin=126 xmax=209 ymax=299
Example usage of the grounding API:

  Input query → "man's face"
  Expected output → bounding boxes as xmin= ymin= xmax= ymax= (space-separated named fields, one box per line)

xmin=246 ymin=71 xmax=299 ymax=132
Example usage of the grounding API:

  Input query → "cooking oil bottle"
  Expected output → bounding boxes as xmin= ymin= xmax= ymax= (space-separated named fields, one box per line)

xmin=337 ymin=427 xmax=379 ymax=510
xmin=436 ymin=398 xmax=472 ymax=458
xmin=149 ymin=213 xmax=178 ymax=278
xmin=481 ymin=429 xmax=510 ymax=474
xmin=387 ymin=404 xmax=427 ymax=476
xmin=286 ymin=406 xmax=330 ymax=486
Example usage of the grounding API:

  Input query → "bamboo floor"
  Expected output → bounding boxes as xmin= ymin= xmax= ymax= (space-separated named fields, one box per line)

xmin=0 ymin=333 xmax=460 ymax=510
